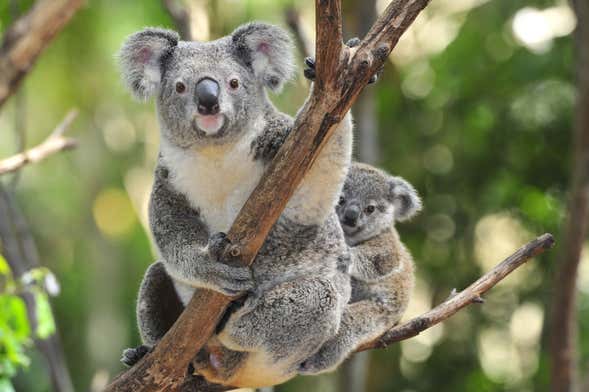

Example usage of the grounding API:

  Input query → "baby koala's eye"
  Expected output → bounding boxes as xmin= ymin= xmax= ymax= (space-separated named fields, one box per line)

xmin=364 ymin=205 xmax=375 ymax=215
xmin=338 ymin=196 xmax=346 ymax=206
xmin=229 ymin=78 xmax=240 ymax=89
xmin=175 ymin=81 xmax=186 ymax=94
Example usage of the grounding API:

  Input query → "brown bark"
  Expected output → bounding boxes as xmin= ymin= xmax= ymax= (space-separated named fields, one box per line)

xmin=0 ymin=0 xmax=84 ymax=109
xmin=550 ymin=1 xmax=589 ymax=391
xmin=104 ymin=1 xmax=431 ymax=391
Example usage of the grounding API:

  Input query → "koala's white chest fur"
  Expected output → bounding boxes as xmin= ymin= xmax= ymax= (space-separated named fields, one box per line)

xmin=161 ymin=134 xmax=264 ymax=233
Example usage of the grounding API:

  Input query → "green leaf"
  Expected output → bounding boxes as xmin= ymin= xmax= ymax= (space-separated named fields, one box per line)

xmin=0 ymin=378 xmax=16 ymax=392
xmin=33 ymin=291 xmax=55 ymax=339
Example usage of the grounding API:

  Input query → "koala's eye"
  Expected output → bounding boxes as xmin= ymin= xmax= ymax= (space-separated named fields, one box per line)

xmin=229 ymin=78 xmax=240 ymax=89
xmin=338 ymin=196 xmax=346 ymax=206
xmin=175 ymin=81 xmax=186 ymax=94
xmin=365 ymin=205 xmax=376 ymax=215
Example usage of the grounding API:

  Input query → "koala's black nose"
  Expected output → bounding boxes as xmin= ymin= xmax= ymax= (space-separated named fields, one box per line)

xmin=196 ymin=78 xmax=220 ymax=115
xmin=343 ymin=205 xmax=360 ymax=227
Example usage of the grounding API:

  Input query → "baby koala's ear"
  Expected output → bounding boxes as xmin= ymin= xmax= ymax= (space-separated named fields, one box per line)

xmin=231 ymin=22 xmax=294 ymax=92
xmin=118 ymin=28 xmax=179 ymax=100
xmin=388 ymin=176 xmax=422 ymax=222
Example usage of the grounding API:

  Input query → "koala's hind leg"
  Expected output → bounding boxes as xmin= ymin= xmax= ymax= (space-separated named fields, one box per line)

xmin=298 ymin=299 xmax=396 ymax=375
xmin=217 ymin=278 xmax=341 ymax=362
xmin=121 ymin=261 xmax=184 ymax=367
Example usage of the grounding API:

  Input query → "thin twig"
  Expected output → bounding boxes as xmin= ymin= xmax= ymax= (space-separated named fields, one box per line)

xmin=356 ymin=233 xmax=555 ymax=351
xmin=0 ymin=110 xmax=78 ymax=176
xmin=0 ymin=0 xmax=84 ymax=109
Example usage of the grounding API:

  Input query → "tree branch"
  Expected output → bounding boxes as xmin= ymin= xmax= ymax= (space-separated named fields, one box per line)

xmin=0 ymin=0 xmax=83 ymax=109
xmin=550 ymin=1 xmax=589 ymax=390
xmin=161 ymin=0 xmax=193 ymax=40
xmin=356 ymin=233 xmax=555 ymax=351
xmin=0 ymin=110 xmax=78 ymax=176
xmin=104 ymin=1 xmax=433 ymax=390
xmin=285 ymin=7 xmax=313 ymax=60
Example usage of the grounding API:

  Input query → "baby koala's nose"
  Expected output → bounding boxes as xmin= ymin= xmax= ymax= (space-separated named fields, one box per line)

xmin=343 ymin=205 xmax=360 ymax=227
xmin=196 ymin=78 xmax=220 ymax=115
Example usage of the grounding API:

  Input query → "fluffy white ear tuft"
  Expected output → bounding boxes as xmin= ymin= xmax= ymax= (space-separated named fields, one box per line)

xmin=118 ymin=28 xmax=179 ymax=100
xmin=231 ymin=22 xmax=295 ymax=92
xmin=389 ymin=176 xmax=422 ymax=222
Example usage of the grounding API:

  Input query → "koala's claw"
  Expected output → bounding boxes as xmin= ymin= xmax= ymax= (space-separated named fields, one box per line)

xmin=303 ymin=54 xmax=379 ymax=84
xmin=303 ymin=57 xmax=316 ymax=81
xmin=345 ymin=37 xmax=361 ymax=48
xmin=208 ymin=232 xmax=232 ymax=262
xmin=121 ymin=345 xmax=150 ymax=367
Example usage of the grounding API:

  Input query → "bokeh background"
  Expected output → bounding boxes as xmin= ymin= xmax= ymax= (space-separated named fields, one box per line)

xmin=0 ymin=0 xmax=587 ymax=391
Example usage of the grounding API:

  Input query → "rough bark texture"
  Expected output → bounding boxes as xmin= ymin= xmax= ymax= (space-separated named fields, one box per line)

xmin=550 ymin=1 xmax=589 ymax=390
xmin=104 ymin=1 xmax=431 ymax=390
xmin=0 ymin=0 xmax=84 ymax=109
xmin=356 ymin=233 xmax=555 ymax=351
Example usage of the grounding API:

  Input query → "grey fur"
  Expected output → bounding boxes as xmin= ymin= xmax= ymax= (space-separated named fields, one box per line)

xmin=298 ymin=162 xmax=420 ymax=375
xmin=118 ymin=22 xmax=353 ymax=388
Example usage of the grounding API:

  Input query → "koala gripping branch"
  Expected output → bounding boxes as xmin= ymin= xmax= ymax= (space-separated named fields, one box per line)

xmin=104 ymin=0 xmax=431 ymax=390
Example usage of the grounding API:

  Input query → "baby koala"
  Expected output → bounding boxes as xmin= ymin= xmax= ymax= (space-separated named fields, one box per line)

xmin=299 ymin=162 xmax=422 ymax=375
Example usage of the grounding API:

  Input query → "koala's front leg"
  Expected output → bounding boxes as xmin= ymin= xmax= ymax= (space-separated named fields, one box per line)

xmin=217 ymin=278 xmax=341 ymax=360
xmin=121 ymin=261 xmax=183 ymax=367
xmin=298 ymin=299 xmax=391 ymax=375
xmin=348 ymin=233 xmax=399 ymax=283
xmin=150 ymin=165 xmax=254 ymax=296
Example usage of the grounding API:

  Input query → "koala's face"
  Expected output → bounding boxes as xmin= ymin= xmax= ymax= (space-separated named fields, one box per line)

xmin=337 ymin=163 xmax=422 ymax=245
xmin=119 ymin=23 xmax=294 ymax=148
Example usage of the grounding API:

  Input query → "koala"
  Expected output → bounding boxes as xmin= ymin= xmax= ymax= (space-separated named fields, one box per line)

xmin=117 ymin=22 xmax=354 ymax=388
xmin=298 ymin=162 xmax=422 ymax=375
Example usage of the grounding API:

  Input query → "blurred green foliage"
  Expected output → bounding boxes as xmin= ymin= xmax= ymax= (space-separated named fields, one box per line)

xmin=0 ymin=256 xmax=55 ymax=392
xmin=0 ymin=0 xmax=587 ymax=391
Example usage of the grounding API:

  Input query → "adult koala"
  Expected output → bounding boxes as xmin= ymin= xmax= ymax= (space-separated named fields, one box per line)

xmin=118 ymin=23 xmax=353 ymax=387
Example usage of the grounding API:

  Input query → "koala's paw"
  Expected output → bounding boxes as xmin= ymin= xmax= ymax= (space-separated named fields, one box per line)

xmin=303 ymin=52 xmax=380 ymax=84
xmin=298 ymin=345 xmax=344 ymax=376
xmin=206 ymin=233 xmax=255 ymax=297
xmin=120 ymin=345 xmax=150 ymax=367
xmin=303 ymin=57 xmax=317 ymax=81
xmin=208 ymin=232 xmax=232 ymax=262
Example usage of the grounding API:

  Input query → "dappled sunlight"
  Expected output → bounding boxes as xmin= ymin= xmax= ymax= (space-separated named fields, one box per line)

xmin=124 ymin=166 xmax=153 ymax=234
xmin=475 ymin=213 xmax=532 ymax=273
xmin=92 ymin=188 xmax=138 ymax=238
xmin=578 ymin=243 xmax=589 ymax=294
xmin=511 ymin=3 xmax=576 ymax=54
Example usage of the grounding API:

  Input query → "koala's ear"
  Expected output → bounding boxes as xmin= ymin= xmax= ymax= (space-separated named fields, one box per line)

xmin=118 ymin=28 xmax=179 ymax=100
xmin=388 ymin=177 xmax=422 ymax=222
xmin=231 ymin=22 xmax=294 ymax=92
